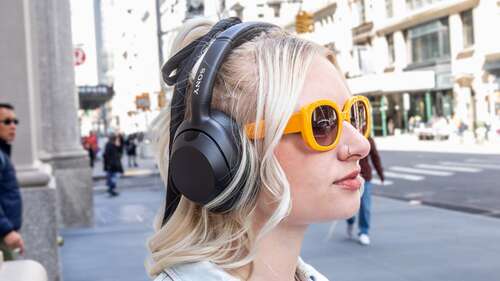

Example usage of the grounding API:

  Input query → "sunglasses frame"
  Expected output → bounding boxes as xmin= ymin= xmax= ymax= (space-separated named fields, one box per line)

xmin=0 ymin=118 xmax=19 ymax=126
xmin=245 ymin=96 xmax=371 ymax=152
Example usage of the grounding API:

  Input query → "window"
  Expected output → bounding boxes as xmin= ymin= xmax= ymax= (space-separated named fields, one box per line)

xmin=406 ymin=0 xmax=443 ymax=11
xmin=353 ymin=45 xmax=373 ymax=74
xmin=352 ymin=0 xmax=366 ymax=26
xmin=387 ymin=34 xmax=395 ymax=64
xmin=408 ymin=18 xmax=450 ymax=64
xmin=461 ymin=9 xmax=474 ymax=48
xmin=386 ymin=0 xmax=393 ymax=18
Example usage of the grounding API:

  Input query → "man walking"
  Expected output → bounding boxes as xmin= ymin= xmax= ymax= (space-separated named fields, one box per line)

xmin=0 ymin=103 xmax=24 ymax=259
xmin=103 ymin=134 xmax=124 ymax=197
xmin=346 ymin=136 xmax=384 ymax=246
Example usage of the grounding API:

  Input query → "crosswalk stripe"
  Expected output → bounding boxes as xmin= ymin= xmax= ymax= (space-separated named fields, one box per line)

xmin=384 ymin=172 xmax=424 ymax=181
xmin=371 ymin=178 xmax=393 ymax=186
xmin=440 ymin=161 xmax=500 ymax=170
xmin=465 ymin=158 xmax=500 ymax=164
xmin=390 ymin=166 xmax=453 ymax=176
xmin=415 ymin=164 xmax=480 ymax=173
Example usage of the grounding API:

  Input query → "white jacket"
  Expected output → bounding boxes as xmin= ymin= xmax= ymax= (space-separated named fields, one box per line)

xmin=153 ymin=258 xmax=329 ymax=281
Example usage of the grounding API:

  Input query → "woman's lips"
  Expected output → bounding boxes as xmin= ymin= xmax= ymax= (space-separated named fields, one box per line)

xmin=333 ymin=171 xmax=362 ymax=191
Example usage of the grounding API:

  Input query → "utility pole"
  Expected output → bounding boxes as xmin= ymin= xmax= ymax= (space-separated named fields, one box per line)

xmin=155 ymin=0 xmax=164 ymax=66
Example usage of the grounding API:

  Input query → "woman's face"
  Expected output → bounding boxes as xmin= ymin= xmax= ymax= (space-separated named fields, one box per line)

xmin=272 ymin=55 xmax=371 ymax=225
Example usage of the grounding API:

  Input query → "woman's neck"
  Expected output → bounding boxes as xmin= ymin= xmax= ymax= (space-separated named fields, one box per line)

xmin=230 ymin=221 xmax=308 ymax=281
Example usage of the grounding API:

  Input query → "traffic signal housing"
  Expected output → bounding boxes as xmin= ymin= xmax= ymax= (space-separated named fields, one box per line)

xmin=135 ymin=92 xmax=151 ymax=111
xmin=295 ymin=11 xmax=315 ymax=34
xmin=158 ymin=91 xmax=166 ymax=109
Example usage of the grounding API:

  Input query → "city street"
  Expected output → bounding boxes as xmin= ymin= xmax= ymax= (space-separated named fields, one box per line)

xmin=60 ymin=158 xmax=500 ymax=281
xmin=376 ymin=150 xmax=500 ymax=217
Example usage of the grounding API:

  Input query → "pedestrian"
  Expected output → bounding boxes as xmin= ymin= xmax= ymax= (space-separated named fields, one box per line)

xmin=0 ymin=103 xmax=24 ymax=260
xmin=147 ymin=18 xmax=371 ymax=281
xmin=103 ymin=134 xmax=123 ymax=197
xmin=83 ymin=131 xmax=98 ymax=167
xmin=346 ymin=136 xmax=384 ymax=246
xmin=125 ymin=134 xmax=138 ymax=167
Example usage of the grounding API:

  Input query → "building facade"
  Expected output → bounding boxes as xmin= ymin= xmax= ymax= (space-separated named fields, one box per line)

xmin=156 ymin=0 xmax=500 ymax=139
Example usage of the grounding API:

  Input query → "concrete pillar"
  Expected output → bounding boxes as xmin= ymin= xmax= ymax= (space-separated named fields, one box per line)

xmin=449 ymin=14 xmax=463 ymax=64
xmin=372 ymin=35 xmax=388 ymax=73
xmin=393 ymin=30 xmax=407 ymax=71
xmin=32 ymin=0 xmax=93 ymax=228
xmin=0 ymin=1 xmax=60 ymax=280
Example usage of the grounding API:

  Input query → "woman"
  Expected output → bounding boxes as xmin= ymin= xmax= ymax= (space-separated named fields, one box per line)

xmin=148 ymin=18 xmax=371 ymax=281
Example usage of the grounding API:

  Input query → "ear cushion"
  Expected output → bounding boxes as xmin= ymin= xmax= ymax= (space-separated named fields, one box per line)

xmin=169 ymin=111 xmax=245 ymax=211
xmin=210 ymin=110 xmax=241 ymax=168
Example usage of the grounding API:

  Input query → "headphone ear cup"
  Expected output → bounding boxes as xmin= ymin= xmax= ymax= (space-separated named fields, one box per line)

xmin=170 ymin=128 xmax=233 ymax=205
xmin=210 ymin=110 xmax=241 ymax=168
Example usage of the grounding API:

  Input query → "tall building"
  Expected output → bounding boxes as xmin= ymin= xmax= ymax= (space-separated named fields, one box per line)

xmin=236 ymin=0 xmax=500 ymax=140
xmin=156 ymin=0 xmax=500 ymax=140
xmin=92 ymin=0 xmax=162 ymax=135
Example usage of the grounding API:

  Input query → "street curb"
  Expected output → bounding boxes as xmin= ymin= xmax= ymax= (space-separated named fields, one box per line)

xmin=92 ymin=171 xmax=160 ymax=181
xmin=374 ymin=193 xmax=500 ymax=219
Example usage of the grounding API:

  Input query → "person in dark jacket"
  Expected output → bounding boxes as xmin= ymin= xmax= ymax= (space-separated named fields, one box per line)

xmin=346 ymin=136 xmax=384 ymax=246
xmin=0 ymin=103 xmax=24 ymax=260
xmin=125 ymin=134 xmax=138 ymax=167
xmin=103 ymin=134 xmax=124 ymax=197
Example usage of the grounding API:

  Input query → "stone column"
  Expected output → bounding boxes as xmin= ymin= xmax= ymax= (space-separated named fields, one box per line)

xmin=0 ymin=0 xmax=60 ymax=280
xmin=32 ymin=0 xmax=93 ymax=228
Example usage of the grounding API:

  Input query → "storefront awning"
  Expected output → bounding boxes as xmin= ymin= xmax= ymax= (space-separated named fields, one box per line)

xmin=347 ymin=71 xmax=435 ymax=95
xmin=78 ymin=85 xmax=114 ymax=110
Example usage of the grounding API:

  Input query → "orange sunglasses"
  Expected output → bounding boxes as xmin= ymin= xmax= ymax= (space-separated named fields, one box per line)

xmin=245 ymin=96 xmax=371 ymax=151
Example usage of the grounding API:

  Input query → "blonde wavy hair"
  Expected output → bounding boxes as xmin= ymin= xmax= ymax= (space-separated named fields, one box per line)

xmin=147 ymin=18 xmax=335 ymax=277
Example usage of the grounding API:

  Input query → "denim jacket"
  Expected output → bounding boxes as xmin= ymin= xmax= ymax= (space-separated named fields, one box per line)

xmin=153 ymin=258 xmax=329 ymax=281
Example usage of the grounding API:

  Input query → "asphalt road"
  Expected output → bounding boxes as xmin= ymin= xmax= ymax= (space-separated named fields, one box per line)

xmin=374 ymin=151 xmax=500 ymax=217
xmin=60 ymin=173 xmax=500 ymax=281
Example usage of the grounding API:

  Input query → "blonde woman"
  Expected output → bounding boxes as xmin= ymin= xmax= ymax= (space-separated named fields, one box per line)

xmin=148 ymin=17 xmax=371 ymax=281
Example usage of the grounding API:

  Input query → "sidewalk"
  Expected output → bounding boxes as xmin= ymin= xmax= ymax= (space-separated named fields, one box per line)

xmin=60 ymin=176 xmax=500 ymax=281
xmin=92 ymin=156 xmax=159 ymax=180
xmin=375 ymin=134 xmax=500 ymax=155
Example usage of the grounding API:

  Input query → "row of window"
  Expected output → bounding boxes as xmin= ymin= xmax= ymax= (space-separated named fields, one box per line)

xmin=355 ymin=10 xmax=474 ymax=74
xmin=385 ymin=0 xmax=445 ymax=19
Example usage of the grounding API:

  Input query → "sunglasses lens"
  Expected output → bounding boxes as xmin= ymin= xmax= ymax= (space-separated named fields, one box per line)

xmin=350 ymin=101 xmax=368 ymax=136
xmin=311 ymin=105 xmax=339 ymax=146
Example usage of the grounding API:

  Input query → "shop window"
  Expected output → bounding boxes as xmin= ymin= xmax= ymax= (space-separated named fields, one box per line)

xmin=408 ymin=18 xmax=450 ymax=64
xmin=461 ymin=9 xmax=474 ymax=48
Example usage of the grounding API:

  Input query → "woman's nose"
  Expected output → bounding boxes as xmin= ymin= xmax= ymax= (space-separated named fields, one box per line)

xmin=337 ymin=121 xmax=370 ymax=161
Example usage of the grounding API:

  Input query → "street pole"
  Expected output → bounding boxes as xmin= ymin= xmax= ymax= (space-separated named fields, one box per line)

xmin=155 ymin=0 xmax=164 ymax=66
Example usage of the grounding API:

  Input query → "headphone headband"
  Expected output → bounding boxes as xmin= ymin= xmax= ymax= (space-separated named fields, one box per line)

xmin=190 ymin=22 xmax=276 ymax=123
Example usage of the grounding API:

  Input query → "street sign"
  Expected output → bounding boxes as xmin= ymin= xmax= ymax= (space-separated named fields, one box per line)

xmin=74 ymin=48 xmax=86 ymax=66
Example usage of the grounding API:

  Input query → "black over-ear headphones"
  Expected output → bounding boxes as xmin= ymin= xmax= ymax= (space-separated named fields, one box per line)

xmin=161 ymin=19 xmax=277 ymax=225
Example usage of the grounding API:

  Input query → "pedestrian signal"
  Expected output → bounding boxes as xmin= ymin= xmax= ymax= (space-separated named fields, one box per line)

xmin=295 ymin=11 xmax=315 ymax=34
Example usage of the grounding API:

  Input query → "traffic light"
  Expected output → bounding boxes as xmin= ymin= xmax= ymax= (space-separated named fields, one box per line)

xmin=135 ymin=92 xmax=151 ymax=111
xmin=295 ymin=11 xmax=315 ymax=34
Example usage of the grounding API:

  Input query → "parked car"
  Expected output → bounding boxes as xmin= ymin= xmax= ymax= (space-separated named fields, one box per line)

xmin=415 ymin=117 xmax=452 ymax=141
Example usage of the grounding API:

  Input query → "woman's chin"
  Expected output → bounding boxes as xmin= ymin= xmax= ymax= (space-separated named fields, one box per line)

xmin=332 ymin=193 xmax=361 ymax=220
